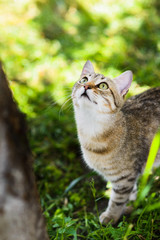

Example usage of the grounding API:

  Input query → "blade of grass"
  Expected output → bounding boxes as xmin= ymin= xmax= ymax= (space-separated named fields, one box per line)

xmin=136 ymin=129 xmax=160 ymax=205
xmin=123 ymin=224 xmax=133 ymax=240
xmin=63 ymin=171 xmax=96 ymax=195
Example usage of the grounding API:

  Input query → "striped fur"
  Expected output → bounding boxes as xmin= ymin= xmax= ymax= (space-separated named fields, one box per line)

xmin=72 ymin=66 xmax=160 ymax=225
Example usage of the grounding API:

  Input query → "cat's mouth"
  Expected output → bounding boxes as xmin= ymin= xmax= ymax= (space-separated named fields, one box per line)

xmin=81 ymin=92 xmax=91 ymax=101
xmin=80 ymin=92 xmax=97 ymax=104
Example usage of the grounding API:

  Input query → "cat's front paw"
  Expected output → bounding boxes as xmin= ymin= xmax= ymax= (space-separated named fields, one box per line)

xmin=99 ymin=212 xmax=117 ymax=225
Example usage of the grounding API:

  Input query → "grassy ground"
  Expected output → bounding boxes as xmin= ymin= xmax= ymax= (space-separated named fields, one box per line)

xmin=1 ymin=0 xmax=160 ymax=239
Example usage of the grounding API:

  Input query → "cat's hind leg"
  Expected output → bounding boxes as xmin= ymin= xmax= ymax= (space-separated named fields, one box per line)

xmin=100 ymin=181 xmax=135 ymax=225
xmin=122 ymin=183 xmax=137 ymax=215
xmin=129 ymin=182 xmax=137 ymax=201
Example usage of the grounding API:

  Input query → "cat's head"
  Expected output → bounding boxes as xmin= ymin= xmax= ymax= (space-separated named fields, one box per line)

xmin=72 ymin=60 xmax=133 ymax=113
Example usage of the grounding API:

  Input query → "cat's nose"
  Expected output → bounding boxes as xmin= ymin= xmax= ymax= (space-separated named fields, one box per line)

xmin=84 ymin=85 xmax=91 ymax=90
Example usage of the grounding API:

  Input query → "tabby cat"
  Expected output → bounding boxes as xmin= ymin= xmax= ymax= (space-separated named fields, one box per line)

xmin=72 ymin=60 xmax=160 ymax=224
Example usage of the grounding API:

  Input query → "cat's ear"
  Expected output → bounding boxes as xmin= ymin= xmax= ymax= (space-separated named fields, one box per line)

xmin=114 ymin=70 xmax=133 ymax=96
xmin=81 ymin=60 xmax=95 ymax=77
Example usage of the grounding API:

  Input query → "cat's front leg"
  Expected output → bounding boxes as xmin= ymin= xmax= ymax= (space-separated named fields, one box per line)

xmin=100 ymin=183 xmax=134 ymax=225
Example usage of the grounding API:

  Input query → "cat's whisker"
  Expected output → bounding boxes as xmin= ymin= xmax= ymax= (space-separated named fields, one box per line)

xmin=40 ymin=93 xmax=73 ymax=116
xmin=61 ymin=96 xmax=72 ymax=108
xmin=59 ymin=96 xmax=72 ymax=117
xmin=65 ymin=103 xmax=73 ymax=112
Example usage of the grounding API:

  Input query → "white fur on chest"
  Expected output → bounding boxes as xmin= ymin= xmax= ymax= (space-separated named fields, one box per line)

xmin=74 ymin=106 xmax=115 ymax=172
xmin=74 ymin=104 xmax=113 ymax=138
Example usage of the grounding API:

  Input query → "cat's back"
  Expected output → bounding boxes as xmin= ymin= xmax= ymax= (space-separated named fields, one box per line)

xmin=121 ymin=87 xmax=160 ymax=171
xmin=122 ymin=87 xmax=160 ymax=120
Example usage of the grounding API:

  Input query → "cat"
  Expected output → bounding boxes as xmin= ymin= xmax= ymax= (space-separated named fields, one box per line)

xmin=72 ymin=60 xmax=160 ymax=225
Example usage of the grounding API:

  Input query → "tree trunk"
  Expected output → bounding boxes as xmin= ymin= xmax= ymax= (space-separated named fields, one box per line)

xmin=0 ymin=63 xmax=49 ymax=240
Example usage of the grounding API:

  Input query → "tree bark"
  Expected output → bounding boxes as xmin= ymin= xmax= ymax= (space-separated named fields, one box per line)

xmin=0 ymin=63 xmax=49 ymax=240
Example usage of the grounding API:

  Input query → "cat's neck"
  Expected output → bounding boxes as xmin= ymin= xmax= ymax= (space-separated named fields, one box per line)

xmin=74 ymin=106 xmax=125 ymax=138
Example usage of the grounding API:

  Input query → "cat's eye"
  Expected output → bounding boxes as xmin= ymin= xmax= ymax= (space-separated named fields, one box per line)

xmin=98 ymin=82 xmax=108 ymax=90
xmin=80 ymin=77 xmax=88 ymax=84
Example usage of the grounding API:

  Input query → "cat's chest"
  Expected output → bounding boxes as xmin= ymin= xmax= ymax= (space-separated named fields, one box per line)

xmin=75 ymin=108 xmax=127 ymax=178
xmin=80 ymin=140 xmax=121 ymax=181
xmin=78 ymin=128 xmax=118 ymax=174
xmin=81 ymin=143 xmax=111 ymax=167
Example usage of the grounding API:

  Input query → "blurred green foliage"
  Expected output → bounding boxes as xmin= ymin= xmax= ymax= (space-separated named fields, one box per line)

xmin=1 ymin=0 xmax=160 ymax=97
xmin=0 ymin=0 xmax=160 ymax=239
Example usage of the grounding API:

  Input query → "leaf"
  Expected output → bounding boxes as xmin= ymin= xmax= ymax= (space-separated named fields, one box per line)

xmin=63 ymin=172 xmax=96 ymax=195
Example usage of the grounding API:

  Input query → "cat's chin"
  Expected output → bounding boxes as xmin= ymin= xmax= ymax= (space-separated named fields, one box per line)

xmin=79 ymin=100 xmax=93 ymax=108
xmin=78 ymin=95 xmax=93 ymax=104
xmin=79 ymin=94 xmax=98 ymax=105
